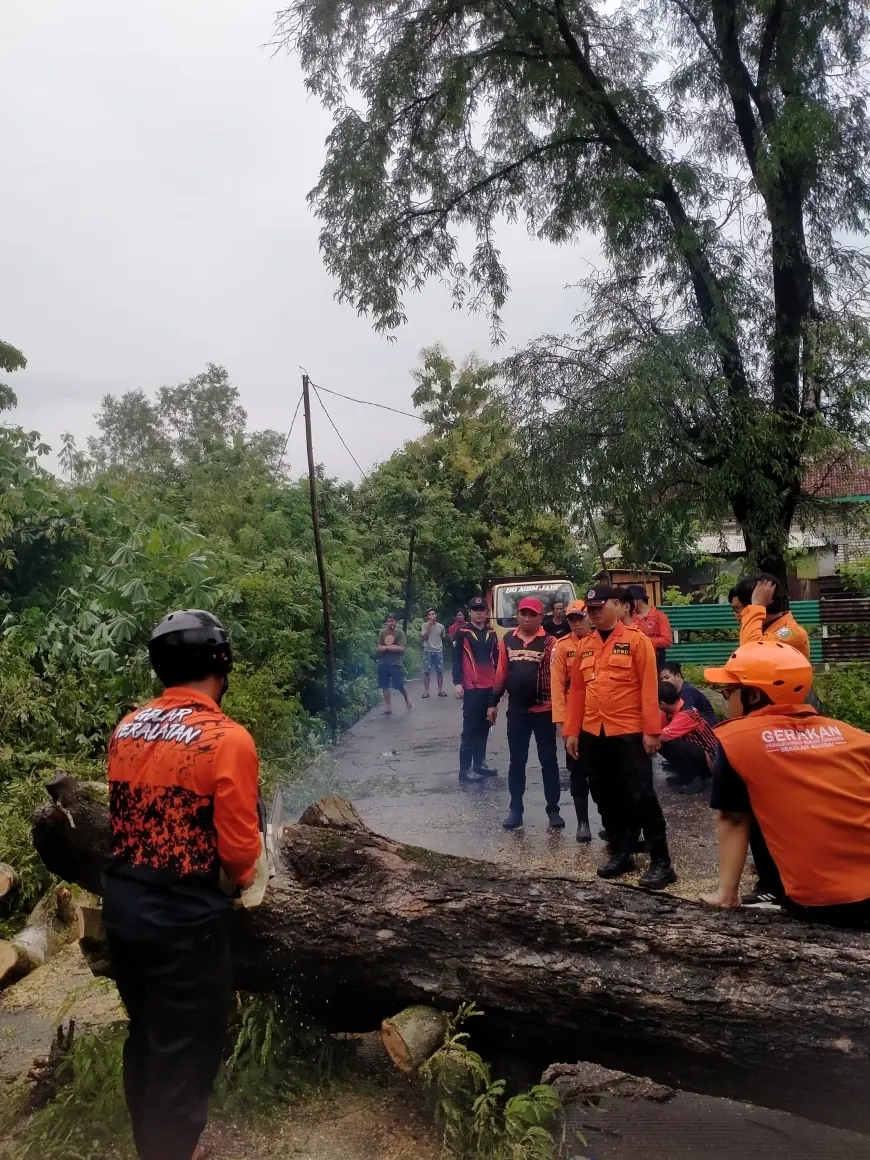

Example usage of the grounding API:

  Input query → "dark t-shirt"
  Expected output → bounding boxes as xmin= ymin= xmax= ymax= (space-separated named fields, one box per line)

xmin=543 ymin=616 xmax=571 ymax=639
xmin=378 ymin=627 xmax=407 ymax=666
xmin=678 ymin=681 xmax=717 ymax=726
xmin=710 ymin=747 xmax=751 ymax=813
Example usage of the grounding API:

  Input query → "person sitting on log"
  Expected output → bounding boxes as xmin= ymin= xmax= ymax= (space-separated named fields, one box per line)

xmin=701 ymin=640 xmax=870 ymax=927
xmin=102 ymin=609 xmax=263 ymax=1160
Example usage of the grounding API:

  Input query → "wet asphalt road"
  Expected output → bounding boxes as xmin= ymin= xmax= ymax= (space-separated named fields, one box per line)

xmin=328 ymin=680 xmax=721 ymax=898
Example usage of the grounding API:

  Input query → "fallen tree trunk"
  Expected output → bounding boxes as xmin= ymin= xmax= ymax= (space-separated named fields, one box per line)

xmin=381 ymin=1006 xmax=448 ymax=1074
xmin=32 ymin=782 xmax=870 ymax=1132
xmin=0 ymin=863 xmax=17 ymax=900
xmin=0 ymin=885 xmax=80 ymax=991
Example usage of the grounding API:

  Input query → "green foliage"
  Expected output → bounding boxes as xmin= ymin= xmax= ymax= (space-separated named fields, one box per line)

xmin=10 ymin=994 xmax=353 ymax=1159
xmin=838 ymin=557 xmax=870 ymax=598
xmin=421 ymin=1004 xmax=563 ymax=1160
xmin=815 ymin=664 xmax=870 ymax=733
xmin=662 ymin=586 xmax=693 ymax=606
xmin=12 ymin=1022 xmax=134 ymax=1160
xmin=280 ymin=0 xmax=870 ymax=578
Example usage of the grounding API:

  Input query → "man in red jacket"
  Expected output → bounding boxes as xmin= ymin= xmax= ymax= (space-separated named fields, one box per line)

xmin=487 ymin=596 xmax=562 ymax=831
xmin=103 ymin=610 xmax=262 ymax=1160
xmin=628 ymin=584 xmax=673 ymax=666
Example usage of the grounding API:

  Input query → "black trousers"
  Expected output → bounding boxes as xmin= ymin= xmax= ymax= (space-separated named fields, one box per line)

xmin=566 ymin=750 xmax=589 ymax=823
xmin=107 ymin=918 xmax=232 ymax=1160
xmin=506 ymin=710 xmax=560 ymax=812
xmin=459 ymin=688 xmax=491 ymax=771
xmin=750 ymin=818 xmax=786 ymax=899
xmin=659 ymin=738 xmax=710 ymax=785
xmin=785 ymin=896 xmax=870 ymax=929
xmin=580 ymin=730 xmax=669 ymax=858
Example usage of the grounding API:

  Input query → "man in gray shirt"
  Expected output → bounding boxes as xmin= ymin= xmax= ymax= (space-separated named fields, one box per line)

xmin=421 ymin=609 xmax=448 ymax=698
xmin=377 ymin=615 xmax=412 ymax=714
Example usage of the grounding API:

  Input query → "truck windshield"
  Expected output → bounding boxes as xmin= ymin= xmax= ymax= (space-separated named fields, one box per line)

xmin=493 ymin=581 xmax=576 ymax=627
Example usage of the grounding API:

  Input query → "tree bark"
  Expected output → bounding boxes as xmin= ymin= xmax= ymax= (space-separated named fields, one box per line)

xmin=0 ymin=863 xmax=17 ymax=900
xmin=30 ymin=779 xmax=870 ymax=1133
xmin=0 ymin=885 xmax=82 ymax=991
xmin=381 ymin=1007 xmax=448 ymax=1074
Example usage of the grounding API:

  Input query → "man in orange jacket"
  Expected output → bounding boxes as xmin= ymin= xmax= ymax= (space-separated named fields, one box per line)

xmin=701 ymin=640 xmax=870 ymax=928
xmin=550 ymin=600 xmax=593 ymax=842
xmin=729 ymin=573 xmax=810 ymax=658
xmin=103 ymin=610 xmax=262 ymax=1160
xmin=564 ymin=586 xmax=676 ymax=889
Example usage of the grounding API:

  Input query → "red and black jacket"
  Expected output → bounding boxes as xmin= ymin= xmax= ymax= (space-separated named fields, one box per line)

xmin=489 ymin=628 xmax=555 ymax=714
xmin=452 ymin=624 xmax=498 ymax=690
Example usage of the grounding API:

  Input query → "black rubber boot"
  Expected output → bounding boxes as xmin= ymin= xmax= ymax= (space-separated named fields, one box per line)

xmin=546 ymin=807 xmax=565 ymax=830
xmin=597 ymin=852 xmax=635 ymax=879
xmin=459 ymin=769 xmax=484 ymax=784
xmin=474 ymin=765 xmax=499 ymax=777
xmin=678 ymin=777 xmax=707 ymax=795
xmin=639 ymin=858 xmax=677 ymax=890
xmin=575 ymin=821 xmax=592 ymax=843
xmin=502 ymin=808 xmax=524 ymax=830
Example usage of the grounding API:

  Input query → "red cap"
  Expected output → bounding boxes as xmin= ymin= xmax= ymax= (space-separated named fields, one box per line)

xmin=517 ymin=597 xmax=544 ymax=614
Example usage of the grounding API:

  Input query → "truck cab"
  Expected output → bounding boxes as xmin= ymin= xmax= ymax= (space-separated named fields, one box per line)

xmin=484 ymin=575 xmax=577 ymax=639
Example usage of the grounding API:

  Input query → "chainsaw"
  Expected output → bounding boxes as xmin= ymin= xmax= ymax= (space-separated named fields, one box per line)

xmin=221 ymin=788 xmax=283 ymax=907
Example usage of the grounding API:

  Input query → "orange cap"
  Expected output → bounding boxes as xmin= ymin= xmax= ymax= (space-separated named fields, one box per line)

xmin=565 ymin=600 xmax=587 ymax=617
xmin=704 ymin=640 xmax=812 ymax=706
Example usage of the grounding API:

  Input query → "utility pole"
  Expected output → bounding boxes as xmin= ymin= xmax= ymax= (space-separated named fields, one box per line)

xmin=302 ymin=373 xmax=338 ymax=740
xmin=402 ymin=528 xmax=416 ymax=633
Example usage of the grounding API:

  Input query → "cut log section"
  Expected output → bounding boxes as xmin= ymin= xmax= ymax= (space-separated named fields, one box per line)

xmin=0 ymin=863 xmax=18 ymax=899
xmin=30 ymin=780 xmax=870 ymax=1133
xmin=381 ymin=1006 xmax=448 ymax=1074
xmin=0 ymin=886 xmax=81 ymax=991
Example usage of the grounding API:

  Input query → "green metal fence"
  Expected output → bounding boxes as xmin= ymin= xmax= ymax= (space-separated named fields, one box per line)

xmin=661 ymin=600 xmax=823 ymax=666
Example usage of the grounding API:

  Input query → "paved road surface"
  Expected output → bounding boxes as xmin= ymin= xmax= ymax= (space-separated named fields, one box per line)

xmin=327 ymin=681 xmax=721 ymax=897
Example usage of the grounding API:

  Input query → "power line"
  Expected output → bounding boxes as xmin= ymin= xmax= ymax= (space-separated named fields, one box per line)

xmin=311 ymin=381 xmax=367 ymax=477
xmin=280 ymin=391 xmax=303 ymax=464
xmin=307 ymin=379 xmax=424 ymax=422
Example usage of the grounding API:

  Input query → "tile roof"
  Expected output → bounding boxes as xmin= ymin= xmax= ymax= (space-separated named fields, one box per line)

xmin=803 ymin=459 xmax=870 ymax=499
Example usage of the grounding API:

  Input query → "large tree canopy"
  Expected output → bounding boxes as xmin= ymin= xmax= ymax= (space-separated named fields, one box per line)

xmin=279 ymin=0 xmax=870 ymax=575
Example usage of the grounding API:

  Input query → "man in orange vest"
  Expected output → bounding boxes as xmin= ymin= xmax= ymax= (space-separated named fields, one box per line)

xmin=550 ymin=600 xmax=593 ymax=842
xmin=729 ymin=573 xmax=810 ymax=658
xmin=701 ymin=640 xmax=870 ymax=927
xmin=103 ymin=610 xmax=263 ymax=1160
xmin=563 ymin=586 xmax=676 ymax=889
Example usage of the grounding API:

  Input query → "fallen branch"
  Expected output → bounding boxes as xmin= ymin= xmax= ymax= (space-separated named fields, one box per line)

xmin=381 ymin=1006 xmax=448 ymax=1074
xmin=0 ymin=886 xmax=80 ymax=991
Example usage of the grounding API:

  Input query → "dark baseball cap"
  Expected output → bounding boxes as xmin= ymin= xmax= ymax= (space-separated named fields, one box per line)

xmin=584 ymin=585 xmax=621 ymax=607
xmin=468 ymin=596 xmax=488 ymax=611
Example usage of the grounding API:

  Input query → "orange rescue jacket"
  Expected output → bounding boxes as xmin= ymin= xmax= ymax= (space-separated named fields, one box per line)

xmin=739 ymin=606 xmax=810 ymax=659
xmin=550 ymin=633 xmax=584 ymax=724
xmin=717 ymin=704 xmax=870 ymax=907
xmin=107 ymin=686 xmax=262 ymax=887
xmin=562 ymin=622 xmax=661 ymax=739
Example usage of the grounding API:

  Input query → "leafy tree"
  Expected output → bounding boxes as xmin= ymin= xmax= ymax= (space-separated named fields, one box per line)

xmin=0 ymin=338 xmax=26 ymax=414
xmin=278 ymin=0 xmax=870 ymax=577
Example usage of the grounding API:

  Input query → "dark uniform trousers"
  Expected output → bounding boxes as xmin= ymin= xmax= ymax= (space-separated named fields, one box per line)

xmin=566 ymin=750 xmax=589 ymax=824
xmin=106 ymin=917 xmax=232 ymax=1160
xmin=659 ymin=738 xmax=710 ymax=786
xmin=459 ymin=688 xmax=492 ymax=772
xmin=580 ymin=730 xmax=668 ymax=857
xmin=507 ymin=710 xmax=561 ymax=812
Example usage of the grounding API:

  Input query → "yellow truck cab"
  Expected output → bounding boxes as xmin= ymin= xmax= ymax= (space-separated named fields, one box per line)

xmin=484 ymin=575 xmax=577 ymax=639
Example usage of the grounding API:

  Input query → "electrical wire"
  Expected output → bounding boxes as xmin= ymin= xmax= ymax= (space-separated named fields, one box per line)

xmin=310 ymin=381 xmax=367 ymax=477
xmin=280 ymin=392 xmax=303 ymax=464
xmin=307 ymin=379 xmax=424 ymax=422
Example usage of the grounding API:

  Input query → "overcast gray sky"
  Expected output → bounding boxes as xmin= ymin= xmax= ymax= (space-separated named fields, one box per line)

xmin=1 ymin=0 xmax=597 ymax=479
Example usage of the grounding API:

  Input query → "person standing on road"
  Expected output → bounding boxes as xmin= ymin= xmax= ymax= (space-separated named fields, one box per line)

xmin=563 ymin=586 xmax=676 ymax=889
xmin=543 ymin=598 xmax=571 ymax=639
xmin=448 ymin=610 xmax=466 ymax=641
xmin=629 ymin=584 xmax=673 ymax=666
xmin=102 ymin=610 xmax=263 ymax=1160
xmin=377 ymin=614 xmax=412 ymax=715
xmin=421 ymin=609 xmax=448 ymax=698
xmin=487 ymin=597 xmax=563 ymax=831
xmin=550 ymin=600 xmax=593 ymax=842
xmin=453 ymin=595 xmax=499 ymax=783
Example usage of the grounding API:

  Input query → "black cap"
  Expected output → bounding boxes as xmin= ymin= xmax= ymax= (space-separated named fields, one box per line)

xmin=583 ymin=585 xmax=620 ymax=607
xmin=468 ymin=596 xmax=487 ymax=611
